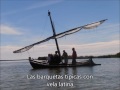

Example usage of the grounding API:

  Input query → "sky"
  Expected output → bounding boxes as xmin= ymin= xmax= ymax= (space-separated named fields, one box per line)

xmin=0 ymin=0 xmax=120 ymax=60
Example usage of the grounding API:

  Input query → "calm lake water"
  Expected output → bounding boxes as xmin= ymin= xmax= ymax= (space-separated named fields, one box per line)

xmin=0 ymin=58 xmax=120 ymax=90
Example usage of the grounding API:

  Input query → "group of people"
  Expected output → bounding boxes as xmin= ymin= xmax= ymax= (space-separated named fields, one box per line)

xmin=47 ymin=48 xmax=77 ymax=65
xmin=62 ymin=48 xmax=77 ymax=65
xmin=47 ymin=51 xmax=61 ymax=65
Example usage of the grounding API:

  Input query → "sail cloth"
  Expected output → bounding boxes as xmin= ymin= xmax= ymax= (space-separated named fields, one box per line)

xmin=13 ymin=36 xmax=53 ymax=53
xmin=52 ymin=19 xmax=107 ymax=39
xmin=13 ymin=45 xmax=33 ymax=53
xmin=52 ymin=27 xmax=83 ymax=39
xmin=13 ymin=19 xmax=107 ymax=53
xmin=83 ymin=19 xmax=107 ymax=29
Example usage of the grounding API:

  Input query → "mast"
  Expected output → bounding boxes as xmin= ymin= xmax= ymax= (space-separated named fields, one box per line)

xmin=48 ymin=11 xmax=61 ymax=59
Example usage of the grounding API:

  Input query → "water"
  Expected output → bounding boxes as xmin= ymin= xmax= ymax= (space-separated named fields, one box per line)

xmin=0 ymin=58 xmax=120 ymax=90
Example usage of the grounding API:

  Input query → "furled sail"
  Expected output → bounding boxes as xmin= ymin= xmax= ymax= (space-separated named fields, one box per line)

xmin=13 ymin=19 xmax=107 ymax=53
xmin=52 ymin=27 xmax=83 ymax=39
xmin=52 ymin=19 xmax=107 ymax=39
xmin=83 ymin=19 xmax=107 ymax=29
xmin=13 ymin=45 xmax=33 ymax=53
xmin=13 ymin=36 xmax=53 ymax=53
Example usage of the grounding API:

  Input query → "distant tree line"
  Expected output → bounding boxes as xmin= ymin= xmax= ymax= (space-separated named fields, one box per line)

xmin=77 ymin=52 xmax=120 ymax=58
xmin=69 ymin=52 xmax=120 ymax=58
xmin=37 ymin=52 xmax=120 ymax=60
xmin=94 ymin=52 xmax=120 ymax=58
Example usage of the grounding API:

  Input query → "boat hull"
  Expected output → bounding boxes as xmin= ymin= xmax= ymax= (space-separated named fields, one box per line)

xmin=29 ymin=59 xmax=101 ymax=69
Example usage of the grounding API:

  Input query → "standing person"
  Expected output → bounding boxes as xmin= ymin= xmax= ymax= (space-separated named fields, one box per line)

xmin=72 ymin=48 xmax=77 ymax=65
xmin=62 ymin=50 xmax=68 ymax=64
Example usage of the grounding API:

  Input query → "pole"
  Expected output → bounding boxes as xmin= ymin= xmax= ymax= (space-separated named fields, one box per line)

xmin=48 ymin=11 xmax=61 ymax=60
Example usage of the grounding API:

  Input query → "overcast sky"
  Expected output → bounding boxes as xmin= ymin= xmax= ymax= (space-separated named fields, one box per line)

xmin=0 ymin=0 xmax=119 ymax=60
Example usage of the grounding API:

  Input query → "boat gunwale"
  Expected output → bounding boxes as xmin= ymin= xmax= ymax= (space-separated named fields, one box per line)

xmin=29 ymin=58 xmax=101 ymax=69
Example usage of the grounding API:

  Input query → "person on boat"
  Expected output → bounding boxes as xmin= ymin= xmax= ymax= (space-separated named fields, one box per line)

xmin=88 ymin=56 xmax=95 ymax=65
xmin=72 ymin=48 xmax=77 ymax=65
xmin=62 ymin=50 xmax=68 ymax=64
xmin=47 ymin=54 xmax=54 ymax=64
xmin=47 ymin=54 xmax=51 ymax=63
xmin=54 ymin=51 xmax=61 ymax=64
xmin=29 ymin=57 xmax=31 ymax=60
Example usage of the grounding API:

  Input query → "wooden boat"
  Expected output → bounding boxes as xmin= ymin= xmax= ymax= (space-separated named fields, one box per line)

xmin=13 ymin=11 xmax=107 ymax=69
xmin=29 ymin=57 xmax=101 ymax=69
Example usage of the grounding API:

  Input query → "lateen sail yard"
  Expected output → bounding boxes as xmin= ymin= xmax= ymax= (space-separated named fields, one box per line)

xmin=13 ymin=16 xmax=107 ymax=53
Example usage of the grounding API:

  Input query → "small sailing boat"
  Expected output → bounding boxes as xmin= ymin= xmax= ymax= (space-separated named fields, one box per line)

xmin=13 ymin=11 xmax=107 ymax=69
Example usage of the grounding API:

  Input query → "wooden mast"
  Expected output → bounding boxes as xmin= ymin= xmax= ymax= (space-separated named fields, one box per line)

xmin=48 ymin=11 xmax=61 ymax=60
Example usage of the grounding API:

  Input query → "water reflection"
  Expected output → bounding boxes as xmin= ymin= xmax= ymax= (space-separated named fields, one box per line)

xmin=72 ymin=67 xmax=77 ymax=75
xmin=1 ymin=58 xmax=119 ymax=90
xmin=47 ymin=68 xmax=62 ymax=75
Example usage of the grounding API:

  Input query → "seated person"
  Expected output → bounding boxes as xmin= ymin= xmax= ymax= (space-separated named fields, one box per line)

xmin=47 ymin=54 xmax=51 ymax=63
xmin=49 ymin=51 xmax=61 ymax=65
